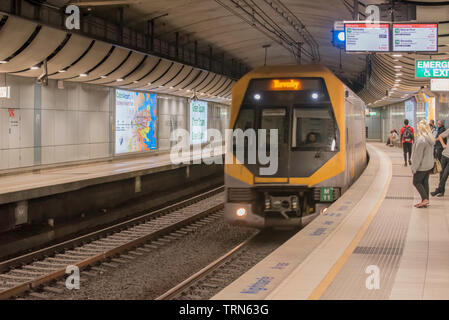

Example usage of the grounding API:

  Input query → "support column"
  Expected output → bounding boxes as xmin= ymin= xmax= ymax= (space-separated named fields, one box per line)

xmin=34 ymin=84 xmax=41 ymax=166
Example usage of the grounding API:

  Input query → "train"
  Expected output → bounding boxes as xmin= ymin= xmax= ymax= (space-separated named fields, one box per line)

xmin=224 ymin=64 xmax=367 ymax=228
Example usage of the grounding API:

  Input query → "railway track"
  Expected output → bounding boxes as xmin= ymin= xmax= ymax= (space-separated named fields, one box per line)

xmin=0 ymin=187 xmax=224 ymax=300
xmin=156 ymin=231 xmax=287 ymax=300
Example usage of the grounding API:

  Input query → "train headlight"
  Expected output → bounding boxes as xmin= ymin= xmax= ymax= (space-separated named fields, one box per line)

xmin=236 ymin=208 xmax=247 ymax=217
xmin=292 ymin=200 xmax=298 ymax=209
xmin=311 ymin=92 xmax=319 ymax=100
xmin=265 ymin=199 xmax=271 ymax=209
xmin=254 ymin=93 xmax=261 ymax=100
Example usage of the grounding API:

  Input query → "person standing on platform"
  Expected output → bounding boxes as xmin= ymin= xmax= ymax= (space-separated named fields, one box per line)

xmin=430 ymin=120 xmax=436 ymax=137
xmin=434 ymin=120 xmax=447 ymax=161
xmin=431 ymin=124 xmax=449 ymax=198
xmin=400 ymin=119 xmax=414 ymax=166
xmin=411 ymin=120 xmax=435 ymax=208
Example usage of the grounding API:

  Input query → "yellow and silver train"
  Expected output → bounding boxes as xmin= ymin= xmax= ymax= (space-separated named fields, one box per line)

xmin=225 ymin=65 xmax=367 ymax=228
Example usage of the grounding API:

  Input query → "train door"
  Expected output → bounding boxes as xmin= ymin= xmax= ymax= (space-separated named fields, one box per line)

xmin=258 ymin=107 xmax=289 ymax=179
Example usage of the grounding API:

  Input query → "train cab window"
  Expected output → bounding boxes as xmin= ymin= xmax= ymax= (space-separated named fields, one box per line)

xmin=292 ymin=106 xmax=338 ymax=151
xmin=234 ymin=107 xmax=255 ymax=131
xmin=260 ymin=108 xmax=288 ymax=145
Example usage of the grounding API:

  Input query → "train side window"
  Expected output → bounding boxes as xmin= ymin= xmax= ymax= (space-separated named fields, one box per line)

xmin=292 ymin=106 xmax=338 ymax=151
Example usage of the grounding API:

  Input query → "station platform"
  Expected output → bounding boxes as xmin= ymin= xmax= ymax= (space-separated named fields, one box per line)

xmin=0 ymin=148 xmax=222 ymax=206
xmin=214 ymin=143 xmax=449 ymax=300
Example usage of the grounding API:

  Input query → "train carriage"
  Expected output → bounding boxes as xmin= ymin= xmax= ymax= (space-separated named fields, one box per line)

xmin=225 ymin=64 xmax=367 ymax=228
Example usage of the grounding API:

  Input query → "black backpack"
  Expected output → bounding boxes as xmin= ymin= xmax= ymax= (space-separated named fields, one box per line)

xmin=403 ymin=126 xmax=413 ymax=142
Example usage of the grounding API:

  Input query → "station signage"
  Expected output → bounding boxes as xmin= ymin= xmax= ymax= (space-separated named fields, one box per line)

xmin=345 ymin=23 xmax=390 ymax=52
xmin=392 ymin=24 xmax=438 ymax=52
xmin=431 ymin=79 xmax=449 ymax=91
xmin=0 ymin=86 xmax=10 ymax=99
xmin=190 ymin=100 xmax=208 ymax=145
xmin=415 ymin=60 xmax=449 ymax=78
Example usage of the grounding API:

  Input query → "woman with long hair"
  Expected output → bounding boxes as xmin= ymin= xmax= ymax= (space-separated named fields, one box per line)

xmin=411 ymin=119 xmax=435 ymax=208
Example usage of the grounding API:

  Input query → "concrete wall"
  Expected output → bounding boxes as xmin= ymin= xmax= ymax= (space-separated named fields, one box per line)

xmin=157 ymin=94 xmax=188 ymax=151
xmin=208 ymin=102 xmax=229 ymax=137
xmin=40 ymin=80 xmax=112 ymax=165
xmin=0 ymin=76 xmax=37 ymax=170
xmin=381 ymin=102 xmax=405 ymax=142
xmin=0 ymin=74 xmax=230 ymax=171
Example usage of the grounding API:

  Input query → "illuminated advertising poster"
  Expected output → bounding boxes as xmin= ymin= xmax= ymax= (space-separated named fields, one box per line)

xmin=424 ymin=94 xmax=436 ymax=123
xmin=345 ymin=23 xmax=389 ymax=52
xmin=404 ymin=99 xmax=416 ymax=128
xmin=115 ymin=89 xmax=157 ymax=154
xmin=393 ymin=24 xmax=438 ymax=52
xmin=190 ymin=100 xmax=208 ymax=144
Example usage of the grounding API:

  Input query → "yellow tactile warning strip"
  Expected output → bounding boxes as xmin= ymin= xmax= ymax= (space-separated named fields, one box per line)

xmin=319 ymin=146 xmax=415 ymax=299
xmin=212 ymin=143 xmax=391 ymax=300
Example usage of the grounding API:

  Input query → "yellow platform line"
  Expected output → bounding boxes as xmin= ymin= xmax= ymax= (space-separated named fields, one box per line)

xmin=308 ymin=153 xmax=392 ymax=300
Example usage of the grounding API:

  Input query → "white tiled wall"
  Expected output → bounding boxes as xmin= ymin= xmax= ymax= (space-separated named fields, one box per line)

xmin=0 ymin=74 xmax=229 ymax=171
xmin=40 ymin=80 xmax=111 ymax=165
xmin=0 ymin=74 xmax=112 ymax=170
xmin=0 ymin=75 xmax=36 ymax=169
xmin=158 ymin=95 xmax=187 ymax=151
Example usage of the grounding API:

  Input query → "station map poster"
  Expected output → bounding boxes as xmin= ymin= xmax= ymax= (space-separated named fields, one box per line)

xmin=345 ymin=23 xmax=390 ymax=52
xmin=404 ymin=99 xmax=416 ymax=129
xmin=190 ymin=100 xmax=208 ymax=144
xmin=115 ymin=89 xmax=157 ymax=154
xmin=392 ymin=24 xmax=438 ymax=52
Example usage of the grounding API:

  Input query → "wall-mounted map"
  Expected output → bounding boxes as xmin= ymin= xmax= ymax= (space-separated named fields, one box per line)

xmin=115 ymin=89 xmax=157 ymax=154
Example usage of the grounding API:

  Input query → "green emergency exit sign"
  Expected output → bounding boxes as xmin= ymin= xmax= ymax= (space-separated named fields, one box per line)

xmin=416 ymin=60 xmax=449 ymax=78
xmin=320 ymin=187 xmax=333 ymax=202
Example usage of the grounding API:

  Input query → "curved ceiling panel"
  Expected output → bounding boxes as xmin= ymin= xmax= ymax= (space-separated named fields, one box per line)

xmin=134 ymin=59 xmax=173 ymax=87
xmin=196 ymin=73 xmax=218 ymax=93
xmin=184 ymin=71 xmax=211 ymax=91
xmin=0 ymin=16 xmax=36 ymax=62
xmin=0 ymin=15 xmax=231 ymax=104
xmin=120 ymin=56 xmax=162 ymax=87
xmin=0 ymin=26 xmax=66 ymax=73
xmin=216 ymin=80 xmax=234 ymax=97
xmin=20 ymin=34 xmax=91 ymax=78
xmin=51 ymin=41 xmax=112 ymax=80
xmin=147 ymin=63 xmax=183 ymax=90
xmin=94 ymin=52 xmax=146 ymax=85
xmin=202 ymin=75 xmax=225 ymax=94
xmin=210 ymin=77 xmax=231 ymax=96
xmin=161 ymin=66 xmax=193 ymax=88
xmin=180 ymin=70 xmax=207 ymax=90
xmin=70 ymin=46 xmax=128 ymax=82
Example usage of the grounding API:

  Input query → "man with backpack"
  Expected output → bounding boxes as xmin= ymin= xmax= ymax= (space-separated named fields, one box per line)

xmin=401 ymin=119 xmax=414 ymax=166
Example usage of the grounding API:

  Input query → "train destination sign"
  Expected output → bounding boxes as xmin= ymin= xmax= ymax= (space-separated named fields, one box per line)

xmin=393 ymin=24 xmax=438 ymax=52
xmin=345 ymin=23 xmax=390 ymax=52
xmin=415 ymin=60 xmax=449 ymax=78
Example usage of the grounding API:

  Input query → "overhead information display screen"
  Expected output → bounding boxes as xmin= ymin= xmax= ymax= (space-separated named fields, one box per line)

xmin=345 ymin=23 xmax=390 ymax=52
xmin=393 ymin=24 xmax=438 ymax=52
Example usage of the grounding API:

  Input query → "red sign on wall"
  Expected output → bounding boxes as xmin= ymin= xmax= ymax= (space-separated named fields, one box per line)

xmin=8 ymin=109 xmax=14 ymax=118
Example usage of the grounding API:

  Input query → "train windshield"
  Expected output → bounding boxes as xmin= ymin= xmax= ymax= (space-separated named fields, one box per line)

xmin=260 ymin=108 xmax=288 ymax=145
xmin=292 ymin=106 xmax=338 ymax=151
